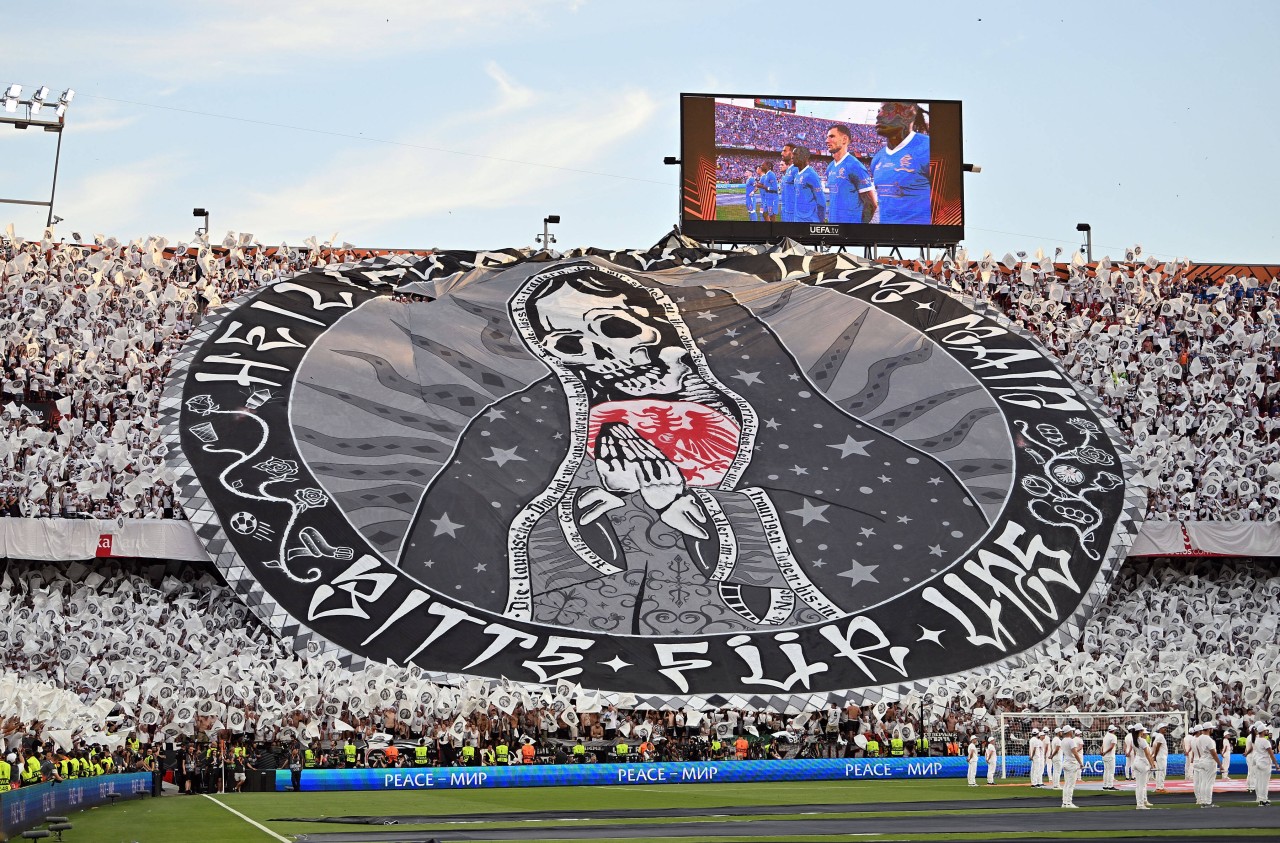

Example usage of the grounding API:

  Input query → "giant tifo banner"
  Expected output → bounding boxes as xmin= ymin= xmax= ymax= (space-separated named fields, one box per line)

xmin=164 ymin=239 xmax=1143 ymax=707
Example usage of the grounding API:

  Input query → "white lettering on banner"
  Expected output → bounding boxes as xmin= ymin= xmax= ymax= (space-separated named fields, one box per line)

xmin=308 ymin=555 xmax=397 ymax=621
xmin=726 ymin=631 xmax=829 ymax=691
xmin=386 ymin=773 xmax=435 ymax=788
xmin=193 ymin=353 xmax=290 ymax=388
xmin=214 ymin=321 xmax=305 ymax=353
xmin=618 ymin=767 xmax=668 ymax=783
xmin=449 ymin=771 xmax=488 ymax=787
xmin=463 ymin=623 xmax=538 ymax=671
xmin=817 ymin=615 xmax=909 ymax=681
xmin=927 ymin=314 xmax=1010 ymax=346
xmin=271 ymin=281 xmax=356 ymax=312
xmin=849 ymin=270 xmax=927 ymax=303
xmin=907 ymin=761 xmax=942 ymax=776
xmin=681 ymin=767 xmax=717 ymax=781
xmin=924 ymin=521 xmax=1080 ymax=651
xmin=654 ymin=641 xmax=712 ymax=693
xmin=358 ymin=269 xmax=407 ymax=287
xmin=521 ymin=635 xmax=593 ymax=683
xmin=403 ymin=602 xmax=486 ymax=663
xmin=844 ymin=762 xmax=891 ymax=777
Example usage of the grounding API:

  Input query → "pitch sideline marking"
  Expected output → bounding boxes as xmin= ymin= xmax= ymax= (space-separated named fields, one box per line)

xmin=202 ymin=794 xmax=290 ymax=842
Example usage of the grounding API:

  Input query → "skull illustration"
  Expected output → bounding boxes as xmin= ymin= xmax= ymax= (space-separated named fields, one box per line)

xmin=524 ymin=268 xmax=692 ymax=399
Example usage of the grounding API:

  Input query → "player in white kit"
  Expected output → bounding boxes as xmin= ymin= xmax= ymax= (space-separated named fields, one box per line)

xmin=1152 ymin=723 xmax=1170 ymax=792
xmin=1183 ymin=729 xmax=1195 ymax=782
xmin=1192 ymin=722 xmax=1222 ymax=807
xmin=1252 ymin=725 xmax=1276 ymax=805
xmin=1048 ymin=727 xmax=1063 ymax=788
xmin=1131 ymin=725 xmax=1155 ymax=810
xmin=1101 ymin=725 xmax=1119 ymax=790
xmin=966 ymin=736 xmax=979 ymax=786
xmin=1029 ymin=730 xmax=1046 ymax=787
xmin=1059 ymin=725 xmax=1084 ymax=808
xmin=1124 ymin=726 xmax=1137 ymax=781
xmin=1221 ymin=729 xmax=1234 ymax=781
xmin=985 ymin=737 xmax=998 ymax=785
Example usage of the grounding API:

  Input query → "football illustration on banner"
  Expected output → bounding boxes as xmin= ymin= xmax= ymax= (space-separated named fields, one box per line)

xmin=163 ymin=242 xmax=1142 ymax=704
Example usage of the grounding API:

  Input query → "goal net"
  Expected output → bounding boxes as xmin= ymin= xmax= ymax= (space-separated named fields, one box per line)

xmin=997 ymin=711 xmax=1188 ymax=779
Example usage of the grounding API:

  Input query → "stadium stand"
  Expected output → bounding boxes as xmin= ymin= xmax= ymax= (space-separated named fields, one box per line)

xmin=0 ymin=230 xmax=1277 ymax=771
xmin=0 ymin=556 xmax=1273 ymax=768
xmin=3 ymin=234 xmax=1277 ymax=524
xmin=715 ymin=101 xmax=881 ymax=158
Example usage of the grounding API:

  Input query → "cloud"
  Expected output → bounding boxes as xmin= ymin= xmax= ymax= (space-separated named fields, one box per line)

xmin=9 ymin=1 xmax=579 ymax=80
xmin=56 ymin=154 xmax=187 ymax=233
xmin=237 ymin=66 xmax=656 ymax=239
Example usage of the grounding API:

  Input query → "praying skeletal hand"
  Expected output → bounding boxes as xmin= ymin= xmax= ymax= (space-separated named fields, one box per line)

xmin=591 ymin=422 xmax=708 ymax=540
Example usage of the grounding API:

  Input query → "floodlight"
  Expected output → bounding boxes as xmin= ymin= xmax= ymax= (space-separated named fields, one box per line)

xmin=3 ymin=84 xmax=19 ymax=114
xmin=59 ymin=88 xmax=74 ymax=104
xmin=963 ymin=163 xmax=982 ymax=173
xmin=31 ymin=86 xmax=49 ymax=107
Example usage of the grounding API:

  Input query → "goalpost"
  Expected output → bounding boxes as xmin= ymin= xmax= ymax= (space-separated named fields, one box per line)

xmin=997 ymin=711 xmax=1189 ymax=779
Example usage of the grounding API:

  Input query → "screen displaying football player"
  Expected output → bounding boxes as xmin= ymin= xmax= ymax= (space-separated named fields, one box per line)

xmin=791 ymin=146 xmax=825 ymax=223
xmin=871 ymin=102 xmax=931 ymax=225
xmin=824 ymin=124 xmax=876 ymax=224
xmin=779 ymin=144 xmax=798 ymax=223
xmin=757 ymin=163 xmax=779 ymax=222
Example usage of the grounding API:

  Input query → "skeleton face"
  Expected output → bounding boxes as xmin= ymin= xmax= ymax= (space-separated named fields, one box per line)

xmin=531 ymin=280 xmax=691 ymax=398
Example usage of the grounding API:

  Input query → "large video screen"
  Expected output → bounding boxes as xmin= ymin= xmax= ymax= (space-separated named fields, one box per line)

xmin=680 ymin=94 xmax=964 ymax=246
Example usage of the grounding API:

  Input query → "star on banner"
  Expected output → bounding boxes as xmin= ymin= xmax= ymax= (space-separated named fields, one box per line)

xmin=430 ymin=513 xmax=464 ymax=538
xmin=483 ymin=446 xmax=526 ymax=468
xmin=600 ymin=655 xmax=632 ymax=672
xmin=764 ymin=418 xmax=781 ymax=430
xmin=483 ymin=408 xmax=507 ymax=422
xmin=918 ymin=626 xmax=944 ymax=645
xmin=732 ymin=370 xmax=763 ymax=386
xmin=837 ymin=559 xmax=879 ymax=586
xmin=790 ymin=465 xmax=809 ymax=476
xmin=928 ymin=544 xmax=945 ymax=557
xmin=829 ymin=436 xmax=872 ymax=458
xmin=786 ymin=499 xmax=830 ymax=526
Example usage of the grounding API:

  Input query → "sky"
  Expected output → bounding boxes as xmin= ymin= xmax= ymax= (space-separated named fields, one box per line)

xmin=2 ymin=0 xmax=1278 ymax=262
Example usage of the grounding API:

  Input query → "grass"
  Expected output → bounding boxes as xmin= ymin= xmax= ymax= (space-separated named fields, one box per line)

xmin=41 ymin=779 xmax=1280 ymax=843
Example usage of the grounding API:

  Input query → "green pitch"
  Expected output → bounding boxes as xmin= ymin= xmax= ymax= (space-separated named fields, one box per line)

xmin=46 ymin=780 xmax=1280 ymax=842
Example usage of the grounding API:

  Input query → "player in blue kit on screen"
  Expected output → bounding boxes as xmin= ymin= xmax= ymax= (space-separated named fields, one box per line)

xmin=824 ymin=124 xmax=877 ymax=224
xmin=757 ymin=163 xmax=779 ymax=222
xmin=792 ymin=146 xmax=825 ymax=223
xmin=871 ymin=102 xmax=932 ymax=225
xmin=779 ymin=144 xmax=799 ymax=222
xmin=743 ymin=170 xmax=760 ymax=221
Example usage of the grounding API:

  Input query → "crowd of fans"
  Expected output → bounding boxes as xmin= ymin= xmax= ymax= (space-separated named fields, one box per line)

xmin=908 ymin=251 xmax=1280 ymax=520
xmin=716 ymin=151 xmax=830 ymax=184
xmin=0 ymin=557 xmax=1274 ymax=769
xmin=714 ymin=101 xmax=881 ymax=159
xmin=3 ymin=230 xmax=1278 ymax=522
xmin=0 ymin=232 xmax=358 ymax=520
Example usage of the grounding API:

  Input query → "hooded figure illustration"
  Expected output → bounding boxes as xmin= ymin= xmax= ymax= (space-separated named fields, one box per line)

xmin=399 ymin=262 xmax=987 ymax=636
